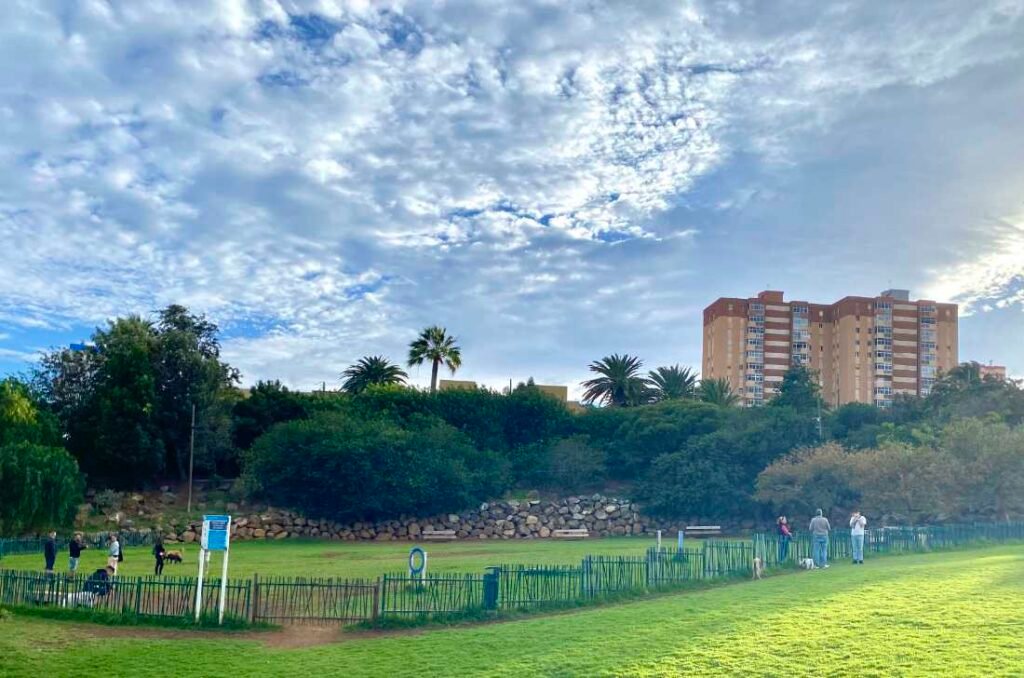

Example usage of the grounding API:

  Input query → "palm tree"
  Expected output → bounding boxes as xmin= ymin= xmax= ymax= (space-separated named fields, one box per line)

xmin=407 ymin=326 xmax=462 ymax=393
xmin=698 ymin=377 xmax=740 ymax=407
xmin=341 ymin=356 xmax=408 ymax=394
xmin=581 ymin=354 xmax=648 ymax=407
xmin=647 ymin=365 xmax=698 ymax=402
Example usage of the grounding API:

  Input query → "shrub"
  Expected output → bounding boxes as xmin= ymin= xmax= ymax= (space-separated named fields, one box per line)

xmin=754 ymin=443 xmax=860 ymax=518
xmin=244 ymin=412 xmax=508 ymax=522
xmin=543 ymin=436 xmax=607 ymax=489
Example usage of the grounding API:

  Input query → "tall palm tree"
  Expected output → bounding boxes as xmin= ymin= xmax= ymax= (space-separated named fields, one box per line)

xmin=581 ymin=354 xmax=648 ymax=407
xmin=341 ymin=356 xmax=408 ymax=394
xmin=698 ymin=377 xmax=740 ymax=407
xmin=647 ymin=365 xmax=698 ymax=402
xmin=407 ymin=326 xmax=462 ymax=393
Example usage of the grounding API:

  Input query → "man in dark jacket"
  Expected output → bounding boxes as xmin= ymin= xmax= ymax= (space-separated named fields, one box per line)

xmin=69 ymin=533 xmax=88 ymax=573
xmin=43 ymin=531 xmax=57 ymax=573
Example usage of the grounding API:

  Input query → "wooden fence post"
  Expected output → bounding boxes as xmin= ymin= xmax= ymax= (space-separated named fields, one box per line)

xmin=250 ymin=573 xmax=259 ymax=624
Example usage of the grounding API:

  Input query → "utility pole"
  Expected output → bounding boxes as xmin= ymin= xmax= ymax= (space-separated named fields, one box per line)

xmin=187 ymin=403 xmax=196 ymax=514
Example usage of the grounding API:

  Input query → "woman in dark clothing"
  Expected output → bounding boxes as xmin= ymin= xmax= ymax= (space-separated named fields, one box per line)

xmin=777 ymin=516 xmax=793 ymax=563
xmin=153 ymin=537 xmax=166 ymax=576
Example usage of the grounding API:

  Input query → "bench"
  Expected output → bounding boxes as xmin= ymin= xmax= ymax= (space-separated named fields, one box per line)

xmin=551 ymin=528 xmax=589 ymax=540
xmin=684 ymin=525 xmax=722 ymax=538
xmin=422 ymin=529 xmax=457 ymax=541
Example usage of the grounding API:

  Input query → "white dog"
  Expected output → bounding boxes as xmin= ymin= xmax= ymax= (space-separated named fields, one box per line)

xmin=799 ymin=558 xmax=817 ymax=570
xmin=752 ymin=557 xmax=764 ymax=580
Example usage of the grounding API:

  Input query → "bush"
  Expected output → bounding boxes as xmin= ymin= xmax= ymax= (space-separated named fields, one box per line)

xmin=244 ymin=412 xmax=508 ymax=522
xmin=0 ymin=442 xmax=84 ymax=534
xmin=754 ymin=443 xmax=860 ymax=518
xmin=543 ymin=436 xmax=606 ymax=489
xmin=638 ymin=453 xmax=736 ymax=518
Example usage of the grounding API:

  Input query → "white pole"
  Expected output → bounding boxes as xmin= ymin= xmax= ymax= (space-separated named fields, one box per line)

xmin=657 ymin=530 xmax=662 ymax=550
xmin=218 ymin=519 xmax=231 ymax=625
xmin=421 ymin=550 xmax=428 ymax=583
xmin=194 ymin=547 xmax=206 ymax=622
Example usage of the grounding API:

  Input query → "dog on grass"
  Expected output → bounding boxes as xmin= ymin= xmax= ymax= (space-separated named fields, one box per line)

xmin=752 ymin=556 xmax=764 ymax=580
xmin=163 ymin=550 xmax=184 ymax=564
xmin=799 ymin=558 xmax=816 ymax=570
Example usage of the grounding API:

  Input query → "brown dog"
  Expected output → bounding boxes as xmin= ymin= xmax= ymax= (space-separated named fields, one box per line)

xmin=164 ymin=550 xmax=184 ymax=564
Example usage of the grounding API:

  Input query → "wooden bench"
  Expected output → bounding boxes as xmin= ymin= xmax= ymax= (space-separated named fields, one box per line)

xmin=552 ymin=528 xmax=589 ymax=540
xmin=684 ymin=525 xmax=722 ymax=538
xmin=422 ymin=529 xmax=457 ymax=541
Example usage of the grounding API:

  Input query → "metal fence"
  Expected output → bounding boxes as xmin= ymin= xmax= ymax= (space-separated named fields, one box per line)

xmin=1 ymin=522 xmax=1020 ymax=626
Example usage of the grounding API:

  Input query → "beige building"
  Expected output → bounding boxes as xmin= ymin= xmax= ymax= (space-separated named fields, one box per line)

xmin=979 ymin=363 xmax=1007 ymax=381
xmin=703 ymin=289 xmax=958 ymax=408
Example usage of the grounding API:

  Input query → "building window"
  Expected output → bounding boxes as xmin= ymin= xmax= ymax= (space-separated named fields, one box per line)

xmin=791 ymin=305 xmax=809 ymax=314
xmin=874 ymin=337 xmax=892 ymax=347
xmin=874 ymin=386 xmax=892 ymax=396
xmin=920 ymin=316 xmax=936 ymax=326
xmin=749 ymin=315 xmax=765 ymax=324
xmin=747 ymin=338 xmax=764 ymax=348
xmin=875 ymin=363 xmax=893 ymax=374
xmin=793 ymin=317 xmax=809 ymax=328
xmin=749 ymin=302 xmax=764 ymax=312
xmin=875 ymin=350 xmax=893 ymax=360
xmin=919 ymin=305 xmax=936 ymax=314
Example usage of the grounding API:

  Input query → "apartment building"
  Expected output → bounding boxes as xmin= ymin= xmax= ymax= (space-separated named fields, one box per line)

xmin=702 ymin=289 xmax=958 ymax=407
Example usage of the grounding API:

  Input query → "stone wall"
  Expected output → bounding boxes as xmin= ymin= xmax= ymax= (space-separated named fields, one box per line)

xmin=160 ymin=494 xmax=725 ymax=543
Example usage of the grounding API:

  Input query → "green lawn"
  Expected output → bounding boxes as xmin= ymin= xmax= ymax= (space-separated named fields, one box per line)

xmin=2 ymin=545 xmax=1022 ymax=677
xmin=1 ymin=536 xmax=658 ymax=579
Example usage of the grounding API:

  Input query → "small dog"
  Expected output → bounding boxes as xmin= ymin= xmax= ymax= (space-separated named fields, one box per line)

xmin=752 ymin=556 xmax=764 ymax=580
xmin=164 ymin=550 xmax=184 ymax=564
xmin=799 ymin=558 xmax=816 ymax=570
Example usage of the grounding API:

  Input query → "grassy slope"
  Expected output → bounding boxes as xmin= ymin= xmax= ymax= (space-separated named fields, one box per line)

xmin=2 ymin=546 xmax=1022 ymax=677
xmin=0 ymin=537 xmax=658 ymax=579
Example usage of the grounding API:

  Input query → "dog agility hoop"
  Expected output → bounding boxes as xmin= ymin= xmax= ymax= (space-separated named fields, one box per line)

xmin=408 ymin=547 xmax=428 ymax=581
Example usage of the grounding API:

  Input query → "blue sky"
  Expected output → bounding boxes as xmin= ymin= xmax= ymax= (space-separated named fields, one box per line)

xmin=1 ymin=0 xmax=1022 ymax=395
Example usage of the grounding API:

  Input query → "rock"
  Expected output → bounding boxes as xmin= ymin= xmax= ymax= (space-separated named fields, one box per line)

xmin=539 ymin=526 xmax=551 ymax=538
xmin=252 ymin=529 xmax=266 ymax=538
xmin=274 ymin=531 xmax=289 ymax=540
xmin=526 ymin=515 xmax=539 ymax=525
xmin=447 ymin=514 xmax=460 ymax=524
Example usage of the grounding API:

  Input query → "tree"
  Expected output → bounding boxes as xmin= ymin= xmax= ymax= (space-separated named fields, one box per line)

xmin=0 ymin=377 xmax=61 ymax=447
xmin=341 ymin=356 xmax=408 ymax=394
xmin=647 ymin=365 xmax=698 ymax=402
xmin=153 ymin=305 xmax=239 ymax=480
xmin=0 ymin=442 xmax=84 ymax=534
xmin=581 ymin=354 xmax=648 ymax=407
xmin=940 ymin=418 xmax=1024 ymax=520
xmin=85 ymin=316 xmax=166 ymax=488
xmin=407 ymin=326 xmax=462 ymax=394
xmin=754 ymin=443 xmax=861 ymax=518
xmin=698 ymin=377 xmax=740 ymax=407
xmin=850 ymin=443 xmax=954 ymax=523
xmin=231 ymin=380 xmax=311 ymax=450
xmin=244 ymin=412 xmax=506 ymax=522
xmin=771 ymin=366 xmax=824 ymax=414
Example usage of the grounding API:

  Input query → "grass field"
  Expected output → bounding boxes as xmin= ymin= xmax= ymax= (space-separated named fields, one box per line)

xmin=0 ymin=537 xmax=659 ymax=579
xmin=2 ymin=545 xmax=1022 ymax=677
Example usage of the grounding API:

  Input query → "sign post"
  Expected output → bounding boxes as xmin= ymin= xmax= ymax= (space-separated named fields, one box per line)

xmin=194 ymin=514 xmax=231 ymax=624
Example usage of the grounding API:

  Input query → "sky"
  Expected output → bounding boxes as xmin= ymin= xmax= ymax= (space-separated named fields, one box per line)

xmin=1 ymin=0 xmax=1023 ymax=396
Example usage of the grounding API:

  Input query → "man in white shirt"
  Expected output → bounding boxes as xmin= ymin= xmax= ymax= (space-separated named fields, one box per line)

xmin=850 ymin=511 xmax=867 ymax=564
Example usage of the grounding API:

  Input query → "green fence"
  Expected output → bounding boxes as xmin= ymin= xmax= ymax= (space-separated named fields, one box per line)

xmin=752 ymin=522 xmax=1024 ymax=567
xmin=1 ymin=522 xmax=1021 ymax=626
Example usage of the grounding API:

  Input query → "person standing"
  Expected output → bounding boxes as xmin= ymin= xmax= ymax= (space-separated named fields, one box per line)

xmin=809 ymin=509 xmax=831 ymax=569
xmin=153 ymin=537 xmax=166 ymax=576
xmin=850 ymin=511 xmax=867 ymax=564
xmin=107 ymin=534 xmax=121 ymax=574
xmin=777 ymin=516 xmax=793 ymax=563
xmin=69 ymin=533 xmax=88 ymax=573
xmin=43 ymin=531 xmax=57 ymax=573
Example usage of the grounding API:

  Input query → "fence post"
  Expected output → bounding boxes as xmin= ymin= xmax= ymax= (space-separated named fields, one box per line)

xmin=134 ymin=578 xmax=142 ymax=616
xmin=482 ymin=567 xmax=499 ymax=611
xmin=377 ymin=575 xmax=386 ymax=620
xmin=250 ymin=573 xmax=259 ymax=624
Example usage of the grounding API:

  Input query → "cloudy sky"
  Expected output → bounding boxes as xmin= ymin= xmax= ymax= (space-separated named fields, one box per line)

xmin=2 ymin=0 xmax=1023 ymax=394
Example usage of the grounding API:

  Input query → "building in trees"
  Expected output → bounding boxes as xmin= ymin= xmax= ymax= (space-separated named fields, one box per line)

xmin=703 ymin=289 xmax=958 ymax=408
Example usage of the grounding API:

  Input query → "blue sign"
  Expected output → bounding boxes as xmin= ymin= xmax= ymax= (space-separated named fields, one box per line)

xmin=202 ymin=515 xmax=231 ymax=551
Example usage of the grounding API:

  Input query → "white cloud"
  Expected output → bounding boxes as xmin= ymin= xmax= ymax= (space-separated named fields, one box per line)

xmin=0 ymin=0 xmax=1022 ymax=387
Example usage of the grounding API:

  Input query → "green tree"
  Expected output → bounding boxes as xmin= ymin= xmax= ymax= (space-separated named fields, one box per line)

xmin=341 ymin=355 xmax=408 ymax=394
xmin=754 ymin=443 xmax=860 ymax=518
xmin=941 ymin=418 xmax=1024 ymax=520
xmin=231 ymin=380 xmax=311 ymax=450
xmin=0 ymin=377 xmax=61 ymax=447
xmin=647 ymin=365 xmax=698 ymax=402
xmin=85 ymin=316 xmax=165 ymax=488
xmin=698 ymin=377 xmax=740 ymax=407
xmin=850 ymin=443 xmax=954 ymax=523
xmin=153 ymin=305 xmax=240 ymax=480
xmin=244 ymin=412 xmax=506 ymax=522
xmin=771 ymin=366 xmax=824 ymax=414
xmin=0 ymin=442 xmax=84 ymax=534
xmin=581 ymin=354 xmax=648 ymax=407
xmin=407 ymin=326 xmax=462 ymax=394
